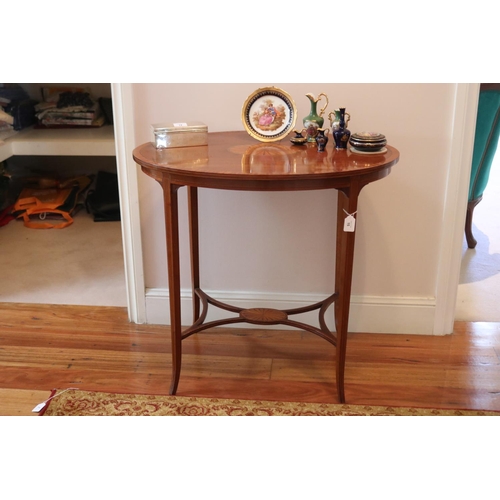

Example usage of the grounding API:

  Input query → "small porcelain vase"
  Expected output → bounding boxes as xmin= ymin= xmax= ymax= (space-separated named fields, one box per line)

xmin=332 ymin=107 xmax=351 ymax=149
xmin=316 ymin=128 xmax=329 ymax=152
xmin=328 ymin=109 xmax=351 ymax=131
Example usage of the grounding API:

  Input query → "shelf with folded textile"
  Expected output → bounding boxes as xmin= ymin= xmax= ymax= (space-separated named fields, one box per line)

xmin=0 ymin=84 xmax=115 ymax=162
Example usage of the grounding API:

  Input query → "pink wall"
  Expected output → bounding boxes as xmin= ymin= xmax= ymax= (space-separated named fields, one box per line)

xmin=131 ymin=83 xmax=459 ymax=331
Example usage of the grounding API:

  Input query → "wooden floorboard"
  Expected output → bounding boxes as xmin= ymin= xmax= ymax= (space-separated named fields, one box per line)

xmin=1 ymin=302 xmax=500 ymax=415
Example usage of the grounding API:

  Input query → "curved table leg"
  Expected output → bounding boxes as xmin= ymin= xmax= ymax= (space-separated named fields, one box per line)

xmin=465 ymin=197 xmax=482 ymax=249
xmin=163 ymin=180 xmax=182 ymax=395
xmin=334 ymin=181 xmax=361 ymax=403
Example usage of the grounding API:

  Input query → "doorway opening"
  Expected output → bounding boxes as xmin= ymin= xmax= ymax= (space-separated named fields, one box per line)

xmin=456 ymin=148 xmax=500 ymax=321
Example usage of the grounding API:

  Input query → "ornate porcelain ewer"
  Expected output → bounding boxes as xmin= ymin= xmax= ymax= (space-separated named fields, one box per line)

xmin=303 ymin=93 xmax=329 ymax=143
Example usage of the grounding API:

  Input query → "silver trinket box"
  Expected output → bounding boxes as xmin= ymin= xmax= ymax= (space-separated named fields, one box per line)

xmin=152 ymin=121 xmax=208 ymax=149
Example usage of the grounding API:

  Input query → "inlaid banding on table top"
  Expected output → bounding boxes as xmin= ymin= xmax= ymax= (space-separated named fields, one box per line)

xmin=240 ymin=308 xmax=288 ymax=324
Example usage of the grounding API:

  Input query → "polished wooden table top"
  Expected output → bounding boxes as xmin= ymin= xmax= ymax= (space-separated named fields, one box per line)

xmin=133 ymin=131 xmax=400 ymax=190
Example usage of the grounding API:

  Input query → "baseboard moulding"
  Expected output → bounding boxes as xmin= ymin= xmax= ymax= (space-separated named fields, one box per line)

xmin=144 ymin=288 xmax=439 ymax=335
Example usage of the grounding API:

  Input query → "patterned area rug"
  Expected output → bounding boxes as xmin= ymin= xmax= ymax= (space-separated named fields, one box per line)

xmin=40 ymin=390 xmax=500 ymax=416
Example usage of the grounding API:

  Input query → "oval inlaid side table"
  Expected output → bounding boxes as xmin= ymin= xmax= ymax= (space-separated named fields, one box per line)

xmin=133 ymin=131 xmax=400 ymax=403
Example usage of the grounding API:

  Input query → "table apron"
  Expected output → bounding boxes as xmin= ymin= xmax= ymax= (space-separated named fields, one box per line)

xmin=151 ymin=167 xmax=392 ymax=192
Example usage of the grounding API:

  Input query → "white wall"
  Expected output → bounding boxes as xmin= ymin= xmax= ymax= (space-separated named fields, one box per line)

xmin=130 ymin=83 xmax=464 ymax=334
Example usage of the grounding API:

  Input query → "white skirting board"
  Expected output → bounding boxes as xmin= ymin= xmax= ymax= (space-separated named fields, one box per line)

xmin=144 ymin=288 xmax=438 ymax=335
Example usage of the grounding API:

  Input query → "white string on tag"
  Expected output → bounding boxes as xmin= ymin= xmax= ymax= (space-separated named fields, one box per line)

xmin=343 ymin=209 xmax=357 ymax=232
xmin=32 ymin=387 xmax=80 ymax=413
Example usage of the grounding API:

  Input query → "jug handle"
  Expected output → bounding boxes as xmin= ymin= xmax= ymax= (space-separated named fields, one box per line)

xmin=318 ymin=93 xmax=329 ymax=116
xmin=345 ymin=112 xmax=351 ymax=124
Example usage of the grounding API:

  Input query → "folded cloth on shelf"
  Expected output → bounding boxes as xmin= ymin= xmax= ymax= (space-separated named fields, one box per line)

xmin=35 ymin=87 xmax=104 ymax=128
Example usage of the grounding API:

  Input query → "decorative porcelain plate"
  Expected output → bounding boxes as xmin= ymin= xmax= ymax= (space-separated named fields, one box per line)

xmin=242 ymin=87 xmax=297 ymax=142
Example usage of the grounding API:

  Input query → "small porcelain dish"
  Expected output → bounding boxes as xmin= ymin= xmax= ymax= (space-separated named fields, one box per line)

xmin=290 ymin=129 xmax=307 ymax=146
xmin=349 ymin=131 xmax=387 ymax=152
xmin=290 ymin=136 xmax=307 ymax=145
xmin=349 ymin=146 xmax=388 ymax=155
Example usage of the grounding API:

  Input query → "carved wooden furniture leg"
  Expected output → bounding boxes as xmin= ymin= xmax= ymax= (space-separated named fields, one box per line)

xmin=334 ymin=182 xmax=361 ymax=403
xmin=188 ymin=186 xmax=201 ymax=323
xmin=465 ymin=197 xmax=482 ymax=249
xmin=163 ymin=180 xmax=182 ymax=395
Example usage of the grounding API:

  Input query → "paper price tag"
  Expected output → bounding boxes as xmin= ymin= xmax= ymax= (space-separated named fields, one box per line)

xmin=32 ymin=402 xmax=46 ymax=413
xmin=173 ymin=122 xmax=188 ymax=127
xmin=344 ymin=214 xmax=356 ymax=232
xmin=31 ymin=387 xmax=79 ymax=413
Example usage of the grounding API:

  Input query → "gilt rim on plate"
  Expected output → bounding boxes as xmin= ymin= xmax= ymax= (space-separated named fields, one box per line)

xmin=241 ymin=87 xmax=297 ymax=143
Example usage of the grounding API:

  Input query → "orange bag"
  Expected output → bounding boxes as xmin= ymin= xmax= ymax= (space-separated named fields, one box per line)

xmin=13 ymin=176 xmax=91 ymax=229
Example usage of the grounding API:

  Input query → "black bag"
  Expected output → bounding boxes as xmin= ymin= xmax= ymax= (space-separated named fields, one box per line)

xmin=85 ymin=171 xmax=121 ymax=222
xmin=6 ymin=99 xmax=38 ymax=130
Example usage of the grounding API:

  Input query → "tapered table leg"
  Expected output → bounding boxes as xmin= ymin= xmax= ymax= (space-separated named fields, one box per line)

xmin=334 ymin=182 xmax=361 ymax=403
xmin=188 ymin=186 xmax=201 ymax=322
xmin=163 ymin=180 xmax=182 ymax=395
